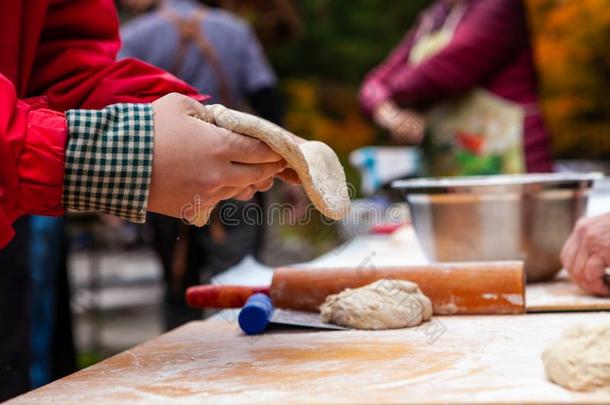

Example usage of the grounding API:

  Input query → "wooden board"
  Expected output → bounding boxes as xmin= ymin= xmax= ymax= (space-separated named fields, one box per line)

xmin=526 ymin=270 xmax=610 ymax=312
xmin=11 ymin=312 xmax=610 ymax=404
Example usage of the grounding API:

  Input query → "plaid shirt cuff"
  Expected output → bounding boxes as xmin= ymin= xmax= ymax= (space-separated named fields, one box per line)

xmin=63 ymin=103 xmax=154 ymax=223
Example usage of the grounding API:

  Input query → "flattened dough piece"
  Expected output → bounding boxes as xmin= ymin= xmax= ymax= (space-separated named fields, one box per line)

xmin=198 ymin=104 xmax=350 ymax=221
xmin=542 ymin=323 xmax=610 ymax=391
xmin=320 ymin=279 xmax=433 ymax=330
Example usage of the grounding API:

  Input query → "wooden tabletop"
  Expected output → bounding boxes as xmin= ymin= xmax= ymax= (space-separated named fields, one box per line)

xmin=526 ymin=270 xmax=610 ymax=312
xmin=11 ymin=312 xmax=610 ymax=404
xmin=305 ymin=232 xmax=610 ymax=313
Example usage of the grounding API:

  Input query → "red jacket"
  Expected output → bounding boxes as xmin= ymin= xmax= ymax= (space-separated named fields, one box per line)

xmin=0 ymin=0 xmax=205 ymax=248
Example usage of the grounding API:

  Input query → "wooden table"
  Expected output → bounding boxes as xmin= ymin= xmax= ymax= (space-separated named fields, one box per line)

xmin=11 ymin=312 xmax=610 ymax=404
xmin=527 ymin=270 xmax=610 ymax=312
xmin=12 ymin=228 xmax=610 ymax=404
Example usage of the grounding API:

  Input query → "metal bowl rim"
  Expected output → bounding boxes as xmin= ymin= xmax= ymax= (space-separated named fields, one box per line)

xmin=392 ymin=172 xmax=603 ymax=193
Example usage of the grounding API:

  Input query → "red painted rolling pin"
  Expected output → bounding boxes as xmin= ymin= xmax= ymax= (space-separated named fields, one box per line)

xmin=187 ymin=261 xmax=526 ymax=315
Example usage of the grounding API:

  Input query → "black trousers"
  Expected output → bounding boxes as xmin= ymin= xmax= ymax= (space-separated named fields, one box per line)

xmin=0 ymin=217 xmax=31 ymax=401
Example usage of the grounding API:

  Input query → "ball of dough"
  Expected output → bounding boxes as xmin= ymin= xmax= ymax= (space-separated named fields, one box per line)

xmin=319 ymin=279 xmax=433 ymax=330
xmin=542 ymin=323 xmax=610 ymax=391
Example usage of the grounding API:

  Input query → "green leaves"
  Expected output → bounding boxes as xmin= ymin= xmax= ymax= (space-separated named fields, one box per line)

xmin=269 ymin=0 xmax=430 ymax=83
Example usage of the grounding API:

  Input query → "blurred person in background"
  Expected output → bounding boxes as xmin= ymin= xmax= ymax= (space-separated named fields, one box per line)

xmin=359 ymin=0 xmax=553 ymax=176
xmin=119 ymin=0 xmax=283 ymax=330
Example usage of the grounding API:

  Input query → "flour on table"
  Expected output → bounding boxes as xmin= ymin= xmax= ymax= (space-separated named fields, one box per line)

xmin=319 ymin=279 xmax=432 ymax=330
xmin=542 ymin=323 xmax=610 ymax=391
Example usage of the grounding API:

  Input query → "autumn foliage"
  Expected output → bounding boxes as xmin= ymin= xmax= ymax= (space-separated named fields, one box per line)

xmin=526 ymin=0 xmax=610 ymax=158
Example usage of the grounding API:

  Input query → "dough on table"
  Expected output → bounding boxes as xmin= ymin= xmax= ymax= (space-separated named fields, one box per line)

xmin=197 ymin=104 xmax=350 ymax=223
xmin=319 ymin=279 xmax=433 ymax=330
xmin=542 ymin=323 xmax=610 ymax=391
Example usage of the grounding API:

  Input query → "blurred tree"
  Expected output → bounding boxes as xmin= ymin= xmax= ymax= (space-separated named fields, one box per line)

xmin=215 ymin=0 xmax=304 ymax=45
xmin=267 ymin=0 xmax=430 ymax=82
xmin=526 ymin=0 xmax=610 ymax=159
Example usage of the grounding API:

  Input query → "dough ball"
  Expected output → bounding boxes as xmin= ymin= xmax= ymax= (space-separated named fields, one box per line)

xmin=542 ymin=323 xmax=610 ymax=391
xmin=319 ymin=279 xmax=433 ymax=330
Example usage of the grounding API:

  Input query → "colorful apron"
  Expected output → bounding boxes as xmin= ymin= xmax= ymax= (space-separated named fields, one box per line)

xmin=409 ymin=2 xmax=525 ymax=176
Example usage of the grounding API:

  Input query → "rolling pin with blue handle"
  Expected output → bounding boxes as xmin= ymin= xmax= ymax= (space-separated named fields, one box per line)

xmin=238 ymin=293 xmax=348 ymax=334
xmin=187 ymin=261 xmax=526 ymax=315
xmin=238 ymin=293 xmax=274 ymax=335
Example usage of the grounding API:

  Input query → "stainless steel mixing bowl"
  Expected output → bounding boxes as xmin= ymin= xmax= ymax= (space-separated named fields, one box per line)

xmin=392 ymin=173 xmax=603 ymax=282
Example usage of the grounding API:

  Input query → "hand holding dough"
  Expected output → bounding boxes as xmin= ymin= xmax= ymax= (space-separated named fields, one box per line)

xmin=320 ymin=279 xmax=433 ymax=330
xmin=197 ymin=104 xmax=350 ymax=220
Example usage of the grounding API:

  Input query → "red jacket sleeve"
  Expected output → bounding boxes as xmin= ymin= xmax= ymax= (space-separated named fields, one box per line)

xmin=0 ymin=75 xmax=67 ymax=248
xmin=26 ymin=0 xmax=206 ymax=111
xmin=2 ymin=0 xmax=210 ymax=248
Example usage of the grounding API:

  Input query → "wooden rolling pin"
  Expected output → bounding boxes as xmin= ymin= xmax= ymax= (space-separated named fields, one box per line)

xmin=187 ymin=261 xmax=525 ymax=315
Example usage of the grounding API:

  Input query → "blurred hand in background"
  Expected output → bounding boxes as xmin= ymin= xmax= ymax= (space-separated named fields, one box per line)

xmin=373 ymin=101 xmax=425 ymax=145
xmin=561 ymin=213 xmax=610 ymax=297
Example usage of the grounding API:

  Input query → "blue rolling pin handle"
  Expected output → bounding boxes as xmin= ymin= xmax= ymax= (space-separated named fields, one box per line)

xmin=238 ymin=293 xmax=274 ymax=335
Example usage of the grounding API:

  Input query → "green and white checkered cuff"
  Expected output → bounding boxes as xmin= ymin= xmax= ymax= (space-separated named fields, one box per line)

xmin=63 ymin=103 xmax=154 ymax=223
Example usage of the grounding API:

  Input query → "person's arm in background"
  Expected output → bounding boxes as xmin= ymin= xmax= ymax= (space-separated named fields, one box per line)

xmin=357 ymin=6 xmax=428 ymax=143
xmin=358 ymin=29 xmax=417 ymax=117
xmin=377 ymin=0 xmax=525 ymax=109
xmin=359 ymin=0 xmax=526 ymax=143
xmin=358 ymin=27 xmax=424 ymax=144
xmin=237 ymin=23 xmax=284 ymax=126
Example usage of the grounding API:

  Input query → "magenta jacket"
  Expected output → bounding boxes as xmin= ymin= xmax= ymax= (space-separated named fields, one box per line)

xmin=359 ymin=0 xmax=552 ymax=173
